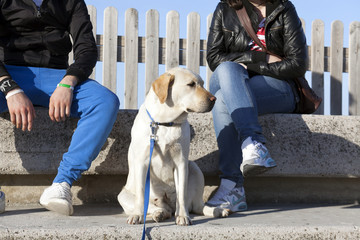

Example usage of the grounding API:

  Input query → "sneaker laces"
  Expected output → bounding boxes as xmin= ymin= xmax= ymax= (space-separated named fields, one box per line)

xmin=207 ymin=179 xmax=236 ymax=205
xmin=219 ymin=187 xmax=246 ymax=206
xmin=243 ymin=140 xmax=268 ymax=161
xmin=53 ymin=182 xmax=72 ymax=200
xmin=253 ymin=141 xmax=268 ymax=158
xmin=208 ymin=185 xmax=230 ymax=203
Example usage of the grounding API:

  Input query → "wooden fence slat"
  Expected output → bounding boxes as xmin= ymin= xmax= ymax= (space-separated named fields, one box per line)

xmin=330 ymin=20 xmax=344 ymax=115
xmin=300 ymin=18 xmax=306 ymax=33
xmin=124 ymin=8 xmax=139 ymax=109
xmin=311 ymin=19 xmax=325 ymax=114
xmin=349 ymin=21 xmax=360 ymax=115
xmin=206 ymin=13 xmax=213 ymax=90
xmin=145 ymin=10 xmax=159 ymax=95
xmin=102 ymin=7 xmax=118 ymax=93
xmin=87 ymin=5 xmax=97 ymax=80
xmin=300 ymin=18 xmax=309 ymax=71
xmin=165 ymin=11 xmax=180 ymax=71
xmin=186 ymin=12 xmax=201 ymax=74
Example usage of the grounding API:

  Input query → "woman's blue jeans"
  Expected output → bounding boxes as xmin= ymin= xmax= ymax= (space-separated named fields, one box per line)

xmin=0 ymin=65 xmax=120 ymax=186
xmin=209 ymin=61 xmax=296 ymax=185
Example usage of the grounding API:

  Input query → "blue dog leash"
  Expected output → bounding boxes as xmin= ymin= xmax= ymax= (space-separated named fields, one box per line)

xmin=142 ymin=110 xmax=175 ymax=240
xmin=141 ymin=110 xmax=156 ymax=240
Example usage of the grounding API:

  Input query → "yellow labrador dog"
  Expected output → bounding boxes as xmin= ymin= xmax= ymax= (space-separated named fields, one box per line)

xmin=118 ymin=67 xmax=229 ymax=226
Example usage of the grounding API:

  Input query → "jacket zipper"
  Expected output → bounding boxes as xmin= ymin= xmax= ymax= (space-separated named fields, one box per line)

xmin=223 ymin=28 xmax=235 ymax=46
xmin=264 ymin=4 xmax=285 ymax=49
xmin=24 ymin=0 xmax=43 ymax=18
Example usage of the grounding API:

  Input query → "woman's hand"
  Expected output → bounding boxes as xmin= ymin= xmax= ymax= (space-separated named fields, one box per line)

xmin=239 ymin=63 xmax=247 ymax=69
xmin=49 ymin=75 xmax=78 ymax=122
xmin=266 ymin=54 xmax=282 ymax=63
xmin=6 ymin=89 xmax=36 ymax=131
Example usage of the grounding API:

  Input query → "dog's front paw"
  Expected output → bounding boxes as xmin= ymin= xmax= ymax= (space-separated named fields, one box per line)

xmin=127 ymin=215 xmax=144 ymax=225
xmin=175 ymin=215 xmax=192 ymax=226
xmin=214 ymin=207 xmax=230 ymax=218
xmin=152 ymin=209 xmax=171 ymax=223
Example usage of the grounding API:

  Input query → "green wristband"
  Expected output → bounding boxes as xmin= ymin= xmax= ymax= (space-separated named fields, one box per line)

xmin=57 ymin=83 xmax=74 ymax=90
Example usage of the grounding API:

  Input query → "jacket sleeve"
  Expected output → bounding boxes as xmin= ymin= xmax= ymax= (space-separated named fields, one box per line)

xmin=0 ymin=12 xmax=10 ymax=78
xmin=66 ymin=0 xmax=97 ymax=83
xmin=0 ymin=57 xmax=10 ymax=78
xmin=247 ymin=2 xmax=308 ymax=79
xmin=206 ymin=3 xmax=266 ymax=72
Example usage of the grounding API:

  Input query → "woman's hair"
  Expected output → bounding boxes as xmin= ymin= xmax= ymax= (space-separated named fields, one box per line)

xmin=226 ymin=0 xmax=274 ymax=10
xmin=226 ymin=0 xmax=244 ymax=10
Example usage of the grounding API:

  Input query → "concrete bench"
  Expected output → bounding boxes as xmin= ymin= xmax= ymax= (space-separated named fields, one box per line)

xmin=1 ymin=108 xmax=360 ymax=205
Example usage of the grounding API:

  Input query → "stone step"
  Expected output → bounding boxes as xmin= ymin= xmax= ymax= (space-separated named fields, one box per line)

xmin=1 ymin=203 xmax=359 ymax=240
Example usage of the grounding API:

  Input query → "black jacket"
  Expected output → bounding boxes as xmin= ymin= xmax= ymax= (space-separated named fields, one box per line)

xmin=207 ymin=0 xmax=307 ymax=80
xmin=0 ymin=0 xmax=97 ymax=83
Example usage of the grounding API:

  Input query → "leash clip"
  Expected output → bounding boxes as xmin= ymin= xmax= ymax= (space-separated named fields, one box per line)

xmin=150 ymin=134 xmax=158 ymax=141
xmin=150 ymin=121 xmax=158 ymax=141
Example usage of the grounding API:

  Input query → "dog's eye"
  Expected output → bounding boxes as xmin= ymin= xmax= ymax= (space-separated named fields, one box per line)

xmin=187 ymin=82 xmax=196 ymax=87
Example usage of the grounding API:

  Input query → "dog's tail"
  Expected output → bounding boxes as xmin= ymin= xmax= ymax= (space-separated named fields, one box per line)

xmin=202 ymin=205 xmax=229 ymax=218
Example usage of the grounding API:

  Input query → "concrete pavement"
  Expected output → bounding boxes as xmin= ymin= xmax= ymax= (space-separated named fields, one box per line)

xmin=1 ymin=203 xmax=360 ymax=239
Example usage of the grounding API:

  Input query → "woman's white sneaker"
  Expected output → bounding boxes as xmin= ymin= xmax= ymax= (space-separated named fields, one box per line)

xmin=206 ymin=178 xmax=236 ymax=207
xmin=40 ymin=182 xmax=73 ymax=216
xmin=240 ymin=137 xmax=277 ymax=177
xmin=206 ymin=179 xmax=247 ymax=212
xmin=218 ymin=186 xmax=247 ymax=212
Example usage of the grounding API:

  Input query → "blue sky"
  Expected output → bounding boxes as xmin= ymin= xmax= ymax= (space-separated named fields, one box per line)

xmin=84 ymin=0 xmax=360 ymax=114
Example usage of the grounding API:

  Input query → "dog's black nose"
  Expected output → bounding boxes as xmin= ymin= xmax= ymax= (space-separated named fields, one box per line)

xmin=210 ymin=96 xmax=216 ymax=102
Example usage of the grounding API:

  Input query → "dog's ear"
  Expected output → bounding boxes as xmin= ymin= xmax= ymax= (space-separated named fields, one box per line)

xmin=151 ymin=73 xmax=175 ymax=104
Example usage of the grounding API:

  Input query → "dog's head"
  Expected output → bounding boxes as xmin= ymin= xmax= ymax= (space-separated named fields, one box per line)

xmin=151 ymin=67 xmax=216 ymax=113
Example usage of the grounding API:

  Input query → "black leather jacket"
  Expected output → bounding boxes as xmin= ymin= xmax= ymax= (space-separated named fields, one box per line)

xmin=0 ymin=0 xmax=97 ymax=82
xmin=207 ymin=0 xmax=307 ymax=80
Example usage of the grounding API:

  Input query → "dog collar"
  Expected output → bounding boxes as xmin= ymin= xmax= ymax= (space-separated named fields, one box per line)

xmin=146 ymin=109 xmax=177 ymax=127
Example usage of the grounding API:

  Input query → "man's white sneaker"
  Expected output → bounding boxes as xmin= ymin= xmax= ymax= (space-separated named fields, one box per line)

xmin=206 ymin=178 xmax=236 ymax=207
xmin=218 ymin=186 xmax=247 ymax=212
xmin=40 ymin=182 xmax=73 ymax=216
xmin=240 ymin=137 xmax=277 ymax=177
xmin=0 ymin=189 xmax=5 ymax=213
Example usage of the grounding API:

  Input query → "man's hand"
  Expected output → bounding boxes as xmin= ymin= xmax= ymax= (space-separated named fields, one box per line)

xmin=6 ymin=89 xmax=36 ymax=131
xmin=49 ymin=75 xmax=78 ymax=122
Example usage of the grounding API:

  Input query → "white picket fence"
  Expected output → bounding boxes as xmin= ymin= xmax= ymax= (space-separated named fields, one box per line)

xmin=74 ymin=6 xmax=360 ymax=115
